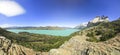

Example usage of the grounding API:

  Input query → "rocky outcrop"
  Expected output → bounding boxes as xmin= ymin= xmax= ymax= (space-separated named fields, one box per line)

xmin=0 ymin=36 xmax=43 ymax=55
xmin=87 ymin=16 xmax=109 ymax=27
xmin=49 ymin=30 xmax=120 ymax=55
xmin=90 ymin=16 xmax=109 ymax=23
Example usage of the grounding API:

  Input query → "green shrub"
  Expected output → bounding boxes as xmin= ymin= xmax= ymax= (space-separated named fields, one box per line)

xmin=86 ymin=37 xmax=98 ymax=42
xmin=86 ymin=32 xmax=95 ymax=37
xmin=100 ymin=31 xmax=115 ymax=41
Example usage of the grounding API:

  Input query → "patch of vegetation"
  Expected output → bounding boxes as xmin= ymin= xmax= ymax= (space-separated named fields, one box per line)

xmin=86 ymin=19 xmax=120 ymax=42
xmin=86 ymin=32 xmax=95 ymax=37
xmin=86 ymin=37 xmax=98 ymax=42
xmin=86 ymin=32 xmax=98 ymax=42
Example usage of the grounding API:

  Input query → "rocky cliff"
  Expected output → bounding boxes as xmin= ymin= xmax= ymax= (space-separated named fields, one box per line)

xmin=49 ymin=29 xmax=120 ymax=55
xmin=90 ymin=16 xmax=109 ymax=23
xmin=87 ymin=16 xmax=109 ymax=27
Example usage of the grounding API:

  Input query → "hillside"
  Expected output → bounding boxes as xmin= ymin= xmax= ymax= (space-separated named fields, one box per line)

xmin=86 ymin=19 xmax=120 ymax=42
xmin=49 ymin=19 xmax=120 ymax=55
xmin=49 ymin=33 xmax=120 ymax=55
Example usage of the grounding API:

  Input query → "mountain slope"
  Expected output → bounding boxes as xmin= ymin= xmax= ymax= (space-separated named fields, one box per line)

xmin=49 ymin=29 xmax=120 ymax=55
xmin=0 ymin=30 xmax=119 ymax=55
xmin=49 ymin=19 xmax=120 ymax=55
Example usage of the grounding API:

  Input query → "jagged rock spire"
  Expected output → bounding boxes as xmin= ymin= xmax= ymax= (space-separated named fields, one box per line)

xmin=90 ymin=15 xmax=109 ymax=23
xmin=87 ymin=16 xmax=109 ymax=27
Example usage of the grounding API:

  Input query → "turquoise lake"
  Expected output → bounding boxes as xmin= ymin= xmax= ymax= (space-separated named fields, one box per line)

xmin=7 ymin=29 xmax=79 ymax=36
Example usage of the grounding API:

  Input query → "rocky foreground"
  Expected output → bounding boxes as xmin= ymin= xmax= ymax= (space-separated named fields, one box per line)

xmin=49 ymin=30 xmax=120 ymax=55
xmin=0 ymin=36 xmax=49 ymax=55
xmin=0 ymin=36 xmax=36 ymax=55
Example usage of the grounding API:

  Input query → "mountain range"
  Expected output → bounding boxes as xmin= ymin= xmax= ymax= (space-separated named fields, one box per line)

xmin=5 ymin=26 xmax=72 ymax=30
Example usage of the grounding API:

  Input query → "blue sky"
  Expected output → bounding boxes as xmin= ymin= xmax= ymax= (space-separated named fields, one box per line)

xmin=0 ymin=0 xmax=120 ymax=27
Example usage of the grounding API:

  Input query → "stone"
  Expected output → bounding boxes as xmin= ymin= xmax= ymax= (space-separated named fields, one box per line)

xmin=87 ymin=16 xmax=109 ymax=27
xmin=0 ymin=36 xmax=41 ymax=55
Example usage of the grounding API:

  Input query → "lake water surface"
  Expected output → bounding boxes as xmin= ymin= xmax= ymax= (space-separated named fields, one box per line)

xmin=7 ymin=29 xmax=79 ymax=36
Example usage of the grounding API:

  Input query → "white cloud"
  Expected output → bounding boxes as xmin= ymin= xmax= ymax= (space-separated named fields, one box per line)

xmin=0 ymin=1 xmax=25 ymax=17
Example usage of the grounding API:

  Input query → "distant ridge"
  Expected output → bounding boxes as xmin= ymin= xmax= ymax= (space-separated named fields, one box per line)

xmin=74 ymin=23 xmax=87 ymax=29
xmin=5 ymin=26 xmax=72 ymax=30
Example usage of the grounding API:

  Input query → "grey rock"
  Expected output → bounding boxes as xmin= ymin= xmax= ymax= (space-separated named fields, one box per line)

xmin=87 ymin=16 xmax=109 ymax=27
xmin=0 ymin=36 xmax=41 ymax=55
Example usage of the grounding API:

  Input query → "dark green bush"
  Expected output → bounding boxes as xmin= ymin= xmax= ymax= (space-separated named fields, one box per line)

xmin=86 ymin=19 xmax=120 ymax=42
xmin=86 ymin=32 xmax=95 ymax=37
